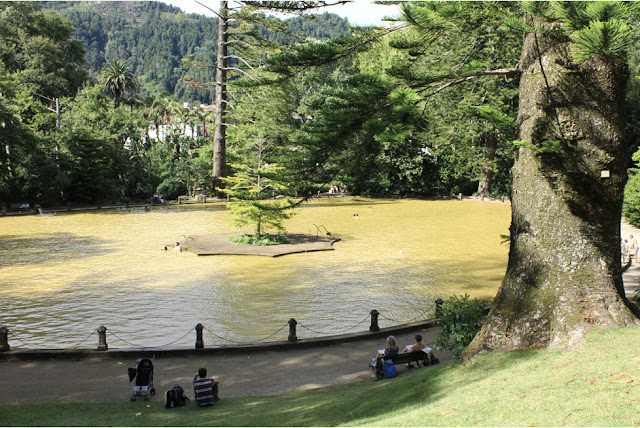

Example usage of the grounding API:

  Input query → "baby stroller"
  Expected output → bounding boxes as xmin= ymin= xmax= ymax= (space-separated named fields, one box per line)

xmin=128 ymin=357 xmax=156 ymax=401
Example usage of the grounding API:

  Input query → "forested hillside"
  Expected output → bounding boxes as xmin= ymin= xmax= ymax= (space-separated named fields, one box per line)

xmin=4 ymin=1 xmax=640 ymax=218
xmin=41 ymin=1 xmax=351 ymax=104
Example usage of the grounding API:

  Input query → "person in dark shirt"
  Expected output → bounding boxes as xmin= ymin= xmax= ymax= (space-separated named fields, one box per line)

xmin=193 ymin=367 xmax=219 ymax=406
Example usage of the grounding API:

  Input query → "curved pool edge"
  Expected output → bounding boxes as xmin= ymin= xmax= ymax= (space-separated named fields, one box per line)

xmin=0 ymin=318 xmax=437 ymax=361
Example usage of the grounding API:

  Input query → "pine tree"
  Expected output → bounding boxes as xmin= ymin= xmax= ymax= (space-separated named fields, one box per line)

xmin=221 ymin=162 xmax=297 ymax=238
xmin=192 ymin=0 xmax=348 ymax=197
xmin=463 ymin=1 xmax=640 ymax=360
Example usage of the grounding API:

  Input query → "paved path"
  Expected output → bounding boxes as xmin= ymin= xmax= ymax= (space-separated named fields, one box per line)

xmin=622 ymin=222 xmax=640 ymax=298
xmin=0 ymin=327 xmax=452 ymax=404
xmin=2 ymin=222 xmax=639 ymax=405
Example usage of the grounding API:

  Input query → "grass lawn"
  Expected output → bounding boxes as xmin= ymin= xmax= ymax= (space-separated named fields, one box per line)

xmin=2 ymin=326 xmax=640 ymax=426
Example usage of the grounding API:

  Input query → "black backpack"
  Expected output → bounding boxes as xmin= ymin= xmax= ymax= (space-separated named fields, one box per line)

xmin=164 ymin=385 xmax=188 ymax=408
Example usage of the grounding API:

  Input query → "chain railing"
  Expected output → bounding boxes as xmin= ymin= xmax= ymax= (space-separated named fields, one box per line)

xmin=0 ymin=300 xmax=443 ymax=352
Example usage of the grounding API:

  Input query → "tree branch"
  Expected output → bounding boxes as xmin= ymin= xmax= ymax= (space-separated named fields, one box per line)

xmin=418 ymin=67 xmax=520 ymax=97
xmin=194 ymin=0 xmax=222 ymax=19
xmin=224 ymin=66 xmax=256 ymax=79
xmin=225 ymin=55 xmax=258 ymax=70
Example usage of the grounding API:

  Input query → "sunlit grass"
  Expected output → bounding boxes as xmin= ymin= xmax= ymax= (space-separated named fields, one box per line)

xmin=2 ymin=326 xmax=640 ymax=426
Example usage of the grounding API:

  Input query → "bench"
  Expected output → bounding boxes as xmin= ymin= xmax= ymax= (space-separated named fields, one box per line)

xmin=372 ymin=350 xmax=439 ymax=378
xmin=381 ymin=350 xmax=436 ymax=368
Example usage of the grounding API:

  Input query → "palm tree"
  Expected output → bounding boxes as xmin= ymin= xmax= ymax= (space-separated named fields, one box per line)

xmin=100 ymin=60 xmax=138 ymax=108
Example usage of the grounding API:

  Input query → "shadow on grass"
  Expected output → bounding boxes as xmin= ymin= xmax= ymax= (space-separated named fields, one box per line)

xmin=236 ymin=349 xmax=546 ymax=426
xmin=0 ymin=349 xmax=546 ymax=427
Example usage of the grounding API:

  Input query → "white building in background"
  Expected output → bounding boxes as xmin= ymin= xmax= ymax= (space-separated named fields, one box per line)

xmin=146 ymin=104 xmax=215 ymax=142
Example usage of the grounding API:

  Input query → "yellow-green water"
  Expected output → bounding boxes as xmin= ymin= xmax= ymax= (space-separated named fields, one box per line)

xmin=0 ymin=198 xmax=510 ymax=349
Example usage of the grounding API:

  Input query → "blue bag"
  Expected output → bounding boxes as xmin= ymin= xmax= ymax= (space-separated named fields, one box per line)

xmin=382 ymin=359 xmax=397 ymax=378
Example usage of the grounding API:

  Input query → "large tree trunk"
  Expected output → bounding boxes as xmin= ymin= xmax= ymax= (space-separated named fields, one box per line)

xmin=212 ymin=1 xmax=228 ymax=197
xmin=463 ymin=20 xmax=639 ymax=361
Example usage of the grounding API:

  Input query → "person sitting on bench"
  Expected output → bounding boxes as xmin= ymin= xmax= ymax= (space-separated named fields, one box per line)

xmin=376 ymin=335 xmax=399 ymax=360
xmin=402 ymin=334 xmax=437 ymax=368
xmin=369 ymin=336 xmax=399 ymax=377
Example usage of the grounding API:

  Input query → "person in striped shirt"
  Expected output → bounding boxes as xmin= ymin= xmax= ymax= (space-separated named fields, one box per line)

xmin=193 ymin=368 xmax=219 ymax=406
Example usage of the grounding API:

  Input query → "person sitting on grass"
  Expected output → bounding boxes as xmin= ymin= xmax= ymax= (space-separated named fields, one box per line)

xmin=193 ymin=368 xmax=220 ymax=407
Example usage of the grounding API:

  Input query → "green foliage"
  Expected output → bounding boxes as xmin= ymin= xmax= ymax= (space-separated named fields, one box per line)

xmin=0 ymin=2 xmax=88 ymax=203
xmin=572 ymin=19 xmax=632 ymax=63
xmin=221 ymin=163 xmax=297 ymax=236
xmin=434 ymin=294 xmax=490 ymax=357
xmin=623 ymin=148 xmax=640 ymax=227
xmin=470 ymin=105 xmax=515 ymax=128
xmin=42 ymin=2 xmax=351 ymax=104
xmin=0 ymin=2 xmax=88 ymax=97
xmin=99 ymin=60 xmax=138 ymax=108
xmin=229 ymin=233 xmax=290 ymax=245
xmin=526 ymin=1 xmax=634 ymax=64
xmin=399 ymin=1 xmax=458 ymax=36
xmin=3 ymin=1 xmax=639 ymax=207
xmin=388 ymin=2 xmax=521 ymax=197
xmin=265 ymin=1 xmax=522 ymax=198
xmin=627 ymin=20 xmax=640 ymax=163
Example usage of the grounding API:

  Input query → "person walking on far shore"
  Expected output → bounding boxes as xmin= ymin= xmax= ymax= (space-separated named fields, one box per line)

xmin=622 ymin=239 xmax=630 ymax=263
xmin=630 ymin=235 xmax=638 ymax=262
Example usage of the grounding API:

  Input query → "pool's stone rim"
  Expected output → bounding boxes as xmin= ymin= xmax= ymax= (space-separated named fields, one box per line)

xmin=0 ymin=318 xmax=437 ymax=361
xmin=181 ymin=233 xmax=341 ymax=257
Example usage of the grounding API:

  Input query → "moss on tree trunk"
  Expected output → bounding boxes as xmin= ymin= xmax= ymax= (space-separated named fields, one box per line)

xmin=462 ymin=21 xmax=640 ymax=362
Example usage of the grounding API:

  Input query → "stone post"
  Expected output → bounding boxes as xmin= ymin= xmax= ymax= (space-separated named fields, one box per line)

xmin=97 ymin=325 xmax=108 ymax=351
xmin=1 ymin=203 xmax=6 ymax=216
xmin=0 ymin=327 xmax=9 ymax=351
xmin=287 ymin=318 xmax=298 ymax=342
xmin=369 ymin=309 xmax=380 ymax=332
xmin=195 ymin=323 xmax=204 ymax=349
xmin=67 ymin=202 xmax=71 ymax=211
xmin=435 ymin=298 xmax=444 ymax=318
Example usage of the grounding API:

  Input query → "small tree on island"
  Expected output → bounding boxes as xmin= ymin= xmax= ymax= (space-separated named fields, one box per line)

xmin=220 ymin=163 xmax=297 ymax=245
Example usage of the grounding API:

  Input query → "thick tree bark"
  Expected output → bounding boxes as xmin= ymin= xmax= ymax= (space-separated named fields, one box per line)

xmin=463 ymin=21 xmax=640 ymax=361
xmin=212 ymin=1 xmax=228 ymax=196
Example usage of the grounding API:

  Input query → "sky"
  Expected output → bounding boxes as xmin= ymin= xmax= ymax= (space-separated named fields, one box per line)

xmin=161 ymin=0 xmax=400 ymax=27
